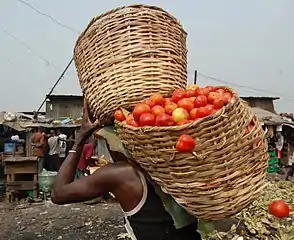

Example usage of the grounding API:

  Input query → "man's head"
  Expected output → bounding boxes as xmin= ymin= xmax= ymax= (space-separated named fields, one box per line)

xmin=50 ymin=129 xmax=56 ymax=137
xmin=37 ymin=127 xmax=44 ymax=133
xmin=57 ymin=129 xmax=62 ymax=135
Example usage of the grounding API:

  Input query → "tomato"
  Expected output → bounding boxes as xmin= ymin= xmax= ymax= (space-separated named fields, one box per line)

xmin=172 ymin=89 xmax=186 ymax=103
xmin=176 ymin=134 xmax=196 ymax=152
xmin=133 ymin=103 xmax=151 ymax=120
xmin=177 ymin=119 xmax=192 ymax=126
xmin=190 ymin=108 xmax=198 ymax=120
xmin=196 ymin=107 xmax=210 ymax=118
xmin=205 ymin=104 xmax=214 ymax=115
xmin=223 ymin=92 xmax=232 ymax=103
xmin=213 ymin=97 xmax=225 ymax=109
xmin=194 ymin=95 xmax=208 ymax=108
xmin=126 ymin=114 xmax=134 ymax=123
xmin=164 ymin=98 xmax=173 ymax=105
xmin=268 ymin=200 xmax=290 ymax=219
xmin=165 ymin=102 xmax=178 ymax=115
xmin=150 ymin=94 xmax=165 ymax=106
xmin=139 ymin=113 xmax=156 ymax=126
xmin=244 ymin=124 xmax=254 ymax=136
xmin=195 ymin=88 xmax=209 ymax=97
xmin=151 ymin=105 xmax=165 ymax=117
xmin=143 ymin=98 xmax=156 ymax=108
xmin=216 ymin=88 xmax=225 ymax=95
xmin=189 ymin=97 xmax=196 ymax=103
xmin=186 ymin=84 xmax=199 ymax=91
xmin=114 ymin=109 xmax=126 ymax=122
xmin=127 ymin=119 xmax=139 ymax=127
xmin=205 ymin=85 xmax=216 ymax=92
xmin=177 ymin=98 xmax=194 ymax=112
xmin=186 ymin=89 xmax=196 ymax=98
xmin=207 ymin=92 xmax=219 ymax=104
xmin=155 ymin=113 xmax=175 ymax=126
xmin=172 ymin=108 xmax=189 ymax=123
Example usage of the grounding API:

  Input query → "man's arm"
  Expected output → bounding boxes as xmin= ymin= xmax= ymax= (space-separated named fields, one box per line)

xmin=51 ymin=137 xmax=115 ymax=204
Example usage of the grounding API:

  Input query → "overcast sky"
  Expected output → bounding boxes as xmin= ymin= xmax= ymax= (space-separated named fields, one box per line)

xmin=1 ymin=0 xmax=294 ymax=112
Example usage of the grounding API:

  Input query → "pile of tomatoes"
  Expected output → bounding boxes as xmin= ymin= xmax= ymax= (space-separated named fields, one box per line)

xmin=114 ymin=84 xmax=233 ymax=128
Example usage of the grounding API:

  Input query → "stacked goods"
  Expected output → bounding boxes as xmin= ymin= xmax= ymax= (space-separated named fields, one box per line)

xmin=115 ymin=85 xmax=269 ymax=220
xmin=74 ymin=4 xmax=268 ymax=221
xmin=74 ymin=4 xmax=187 ymax=126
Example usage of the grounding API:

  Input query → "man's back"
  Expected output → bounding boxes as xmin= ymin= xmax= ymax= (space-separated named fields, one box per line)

xmin=31 ymin=132 xmax=44 ymax=157
xmin=52 ymin=161 xmax=200 ymax=240
xmin=48 ymin=136 xmax=60 ymax=155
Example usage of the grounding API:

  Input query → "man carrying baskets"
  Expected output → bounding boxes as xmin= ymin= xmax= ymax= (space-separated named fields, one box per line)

xmin=51 ymin=100 xmax=202 ymax=240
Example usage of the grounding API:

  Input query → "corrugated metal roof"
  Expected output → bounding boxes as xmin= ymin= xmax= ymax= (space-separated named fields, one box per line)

xmin=251 ymin=107 xmax=290 ymax=125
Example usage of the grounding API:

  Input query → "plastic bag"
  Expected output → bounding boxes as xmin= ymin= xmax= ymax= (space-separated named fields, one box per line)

xmin=38 ymin=169 xmax=57 ymax=193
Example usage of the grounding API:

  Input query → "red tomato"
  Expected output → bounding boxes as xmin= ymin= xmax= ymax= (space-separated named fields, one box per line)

xmin=172 ymin=89 xmax=186 ymax=103
xmin=114 ymin=109 xmax=126 ymax=122
xmin=268 ymin=200 xmax=290 ymax=219
xmin=196 ymin=107 xmax=210 ymax=118
xmin=178 ymin=98 xmax=194 ymax=112
xmin=128 ymin=119 xmax=139 ymax=127
xmin=190 ymin=108 xmax=198 ymax=120
xmin=139 ymin=113 xmax=156 ymax=126
xmin=216 ymin=88 xmax=225 ymax=95
xmin=151 ymin=105 xmax=165 ymax=117
xmin=177 ymin=119 xmax=192 ymax=126
xmin=207 ymin=92 xmax=219 ymax=104
xmin=143 ymin=98 xmax=156 ymax=108
xmin=165 ymin=102 xmax=178 ymax=115
xmin=164 ymin=98 xmax=173 ymax=104
xmin=222 ymin=92 xmax=232 ymax=103
xmin=205 ymin=85 xmax=216 ymax=92
xmin=172 ymin=108 xmax=189 ymax=123
xmin=150 ymin=94 xmax=165 ymax=106
xmin=194 ymin=95 xmax=208 ymax=108
xmin=186 ymin=89 xmax=196 ymax=98
xmin=133 ymin=103 xmax=151 ymax=120
xmin=176 ymin=134 xmax=196 ymax=152
xmin=195 ymin=88 xmax=209 ymax=97
xmin=213 ymin=97 xmax=225 ymax=109
xmin=155 ymin=113 xmax=175 ymax=126
xmin=205 ymin=104 xmax=214 ymax=115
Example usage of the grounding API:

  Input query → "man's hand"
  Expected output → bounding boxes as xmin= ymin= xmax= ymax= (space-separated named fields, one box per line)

xmin=77 ymin=99 xmax=100 ymax=143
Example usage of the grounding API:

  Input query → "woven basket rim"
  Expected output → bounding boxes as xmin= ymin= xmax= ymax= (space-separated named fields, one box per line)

xmin=74 ymin=4 xmax=187 ymax=53
xmin=115 ymin=86 xmax=247 ymax=132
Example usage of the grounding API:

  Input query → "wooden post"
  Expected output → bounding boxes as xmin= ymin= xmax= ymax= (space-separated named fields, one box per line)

xmin=193 ymin=70 xmax=198 ymax=85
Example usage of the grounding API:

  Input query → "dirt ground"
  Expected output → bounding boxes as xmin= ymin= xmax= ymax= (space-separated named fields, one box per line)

xmin=0 ymin=201 xmax=127 ymax=240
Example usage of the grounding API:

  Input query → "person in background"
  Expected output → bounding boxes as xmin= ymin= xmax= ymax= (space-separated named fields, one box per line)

xmin=52 ymin=100 xmax=201 ymax=240
xmin=31 ymin=127 xmax=45 ymax=172
xmin=57 ymin=129 xmax=67 ymax=165
xmin=75 ymin=138 xmax=96 ymax=178
xmin=47 ymin=129 xmax=61 ymax=172
xmin=286 ymin=150 xmax=294 ymax=181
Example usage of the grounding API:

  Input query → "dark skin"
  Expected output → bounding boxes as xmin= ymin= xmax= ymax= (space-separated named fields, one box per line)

xmin=51 ymin=100 xmax=143 ymax=212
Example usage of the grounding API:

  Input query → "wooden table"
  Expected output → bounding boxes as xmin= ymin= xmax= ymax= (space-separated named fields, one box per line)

xmin=4 ymin=156 xmax=39 ymax=202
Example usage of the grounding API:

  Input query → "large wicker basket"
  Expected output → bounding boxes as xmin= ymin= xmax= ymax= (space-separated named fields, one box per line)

xmin=115 ymin=90 xmax=269 ymax=220
xmin=74 ymin=5 xmax=187 ymax=125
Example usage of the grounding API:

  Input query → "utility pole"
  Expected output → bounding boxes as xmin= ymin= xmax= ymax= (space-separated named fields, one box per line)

xmin=193 ymin=70 xmax=198 ymax=85
xmin=35 ymin=58 xmax=74 ymax=118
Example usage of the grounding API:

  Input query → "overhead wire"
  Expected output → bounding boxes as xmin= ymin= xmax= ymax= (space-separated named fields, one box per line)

xmin=15 ymin=0 xmax=80 ymax=34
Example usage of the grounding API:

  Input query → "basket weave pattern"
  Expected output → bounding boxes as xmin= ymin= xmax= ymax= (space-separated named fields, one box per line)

xmin=74 ymin=5 xmax=187 ymax=125
xmin=116 ymin=94 xmax=269 ymax=220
